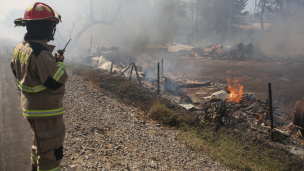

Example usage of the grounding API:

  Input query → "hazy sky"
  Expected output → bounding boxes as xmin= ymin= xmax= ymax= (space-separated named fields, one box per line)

xmin=0 ymin=0 xmax=256 ymax=44
xmin=0 ymin=0 xmax=256 ymax=21
xmin=246 ymin=0 xmax=256 ymax=12
xmin=0 ymin=0 xmax=75 ymax=41
xmin=0 ymin=0 xmax=78 ymax=21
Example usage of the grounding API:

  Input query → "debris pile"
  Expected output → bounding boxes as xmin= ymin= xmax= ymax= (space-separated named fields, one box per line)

xmin=189 ymin=42 xmax=266 ymax=61
xmin=88 ymin=46 xmax=119 ymax=57
xmin=162 ymin=75 xmax=304 ymax=148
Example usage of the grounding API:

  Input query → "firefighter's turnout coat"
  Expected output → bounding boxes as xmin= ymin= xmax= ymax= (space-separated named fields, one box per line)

xmin=11 ymin=40 xmax=67 ymax=119
xmin=11 ymin=40 xmax=67 ymax=170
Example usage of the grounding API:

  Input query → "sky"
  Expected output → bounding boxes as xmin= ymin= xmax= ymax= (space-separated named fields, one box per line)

xmin=246 ymin=0 xmax=256 ymax=13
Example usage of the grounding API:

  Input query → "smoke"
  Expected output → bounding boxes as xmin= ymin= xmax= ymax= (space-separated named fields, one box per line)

xmin=256 ymin=2 xmax=304 ymax=56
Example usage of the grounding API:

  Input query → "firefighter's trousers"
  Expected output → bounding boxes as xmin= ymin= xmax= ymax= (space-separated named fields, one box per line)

xmin=27 ymin=115 xmax=65 ymax=171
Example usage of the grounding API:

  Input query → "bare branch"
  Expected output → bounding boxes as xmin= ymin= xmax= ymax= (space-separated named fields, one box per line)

xmin=90 ymin=0 xmax=94 ymax=20
xmin=77 ymin=0 xmax=89 ymax=18
xmin=69 ymin=11 xmax=82 ymax=39
xmin=72 ymin=0 xmax=124 ymax=42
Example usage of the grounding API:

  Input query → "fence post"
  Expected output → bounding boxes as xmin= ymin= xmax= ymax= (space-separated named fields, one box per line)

xmin=110 ymin=60 xmax=114 ymax=74
xmin=91 ymin=36 xmax=93 ymax=48
xmin=157 ymin=62 xmax=160 ymax=94
xmin=133 ymin=63 xmax=142 ymax=86
xmin=129 ymin=64 xmax=134 ymax=80
xmin=268 ymin=83 xmax=274 ymax=141
xmin=118 ymin=63 xmax=133 ymax=78
xmin=161 ymin=59 xmax=164 ymax=78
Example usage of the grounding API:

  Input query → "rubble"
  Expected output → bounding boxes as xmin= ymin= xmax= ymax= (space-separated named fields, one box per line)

xmin=168 ymin=44 xmax=194 ymax=53
xmin=188 ymin=42 xmax=268 ymax=62
xmin=89 ymin=46 xmax=119 ymax=57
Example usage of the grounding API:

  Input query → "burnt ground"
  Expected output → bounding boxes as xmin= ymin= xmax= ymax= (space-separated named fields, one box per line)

xmin=161 ymin=56 xmax=304 ymax=112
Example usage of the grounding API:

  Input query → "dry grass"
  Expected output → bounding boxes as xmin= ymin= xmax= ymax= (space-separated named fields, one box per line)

xmin=68 ymin=63 xmax=304 ymax=171
xmin=148 ymin=102 xmax=177 ymax=126
xmin=178 ymin=126 xmax=304 ymax=171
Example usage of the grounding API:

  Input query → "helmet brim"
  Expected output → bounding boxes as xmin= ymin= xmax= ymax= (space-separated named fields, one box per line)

xmin=22 ymin=16 xmax=59 ymax=22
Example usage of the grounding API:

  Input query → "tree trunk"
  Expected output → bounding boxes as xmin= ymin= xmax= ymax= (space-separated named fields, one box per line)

xmin=261 ymin=0 xmax=265 ymax=31
xmin=195 ymin=0 xmax=198 ymax=43
xmin=73 ymin=21 xmax=95 ymax=43
xmin=191 ymin=0 xmax=194 ymax=45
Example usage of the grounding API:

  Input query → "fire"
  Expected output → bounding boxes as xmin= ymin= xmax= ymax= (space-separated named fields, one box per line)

xmin=226 ymin=75 xmax=243 ymax=103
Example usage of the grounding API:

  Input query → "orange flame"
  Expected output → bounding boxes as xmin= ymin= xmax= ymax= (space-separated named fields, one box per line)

xmin=226 ymin=75 xmax=243 ymax=103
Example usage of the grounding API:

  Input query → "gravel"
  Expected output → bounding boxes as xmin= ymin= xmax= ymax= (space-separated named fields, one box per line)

xmin=61 ymin=72 xmax=229 ymax=171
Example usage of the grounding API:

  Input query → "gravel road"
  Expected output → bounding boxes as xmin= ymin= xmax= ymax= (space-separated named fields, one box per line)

xmin=61 ymin=72 xmax=229 ymax=171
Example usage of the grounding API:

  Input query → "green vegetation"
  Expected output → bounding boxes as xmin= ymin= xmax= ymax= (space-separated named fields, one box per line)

xmin=67 ymin=63 xmax=304 ymax=171
xmin=178 ymin=126 xmax=303 ymax=171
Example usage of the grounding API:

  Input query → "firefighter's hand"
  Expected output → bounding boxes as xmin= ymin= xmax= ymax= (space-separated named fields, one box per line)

xmin=56 ymin=52 xmax=65 ymax=62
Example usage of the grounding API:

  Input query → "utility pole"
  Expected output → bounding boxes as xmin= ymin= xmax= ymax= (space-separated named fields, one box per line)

xmin=91 ymin=36 xmax=93 ymax=48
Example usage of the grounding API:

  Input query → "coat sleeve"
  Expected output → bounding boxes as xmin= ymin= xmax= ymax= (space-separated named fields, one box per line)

xmin=11 ymin=58 xmax=17 ymax=78
xmin=34 ymin=50 xmax=67 ymax=90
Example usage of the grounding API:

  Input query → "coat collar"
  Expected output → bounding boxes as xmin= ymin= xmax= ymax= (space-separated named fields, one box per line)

xmin=27 ymin=40 xmax=56 ymax=53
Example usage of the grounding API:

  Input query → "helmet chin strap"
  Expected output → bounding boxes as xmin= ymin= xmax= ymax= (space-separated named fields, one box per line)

xmin=47 ymin=25 xmax=56 ymax=42
xmin=53 ymin=26 xmax=56 ymax=37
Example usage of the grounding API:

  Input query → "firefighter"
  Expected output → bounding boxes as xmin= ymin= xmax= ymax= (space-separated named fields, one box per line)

xmin=12 ymin=2 xmax=67 ymax=171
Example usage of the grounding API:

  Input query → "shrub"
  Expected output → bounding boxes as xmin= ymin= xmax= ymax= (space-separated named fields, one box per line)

xmin=148 ymin=102 xmax=177 ymax=126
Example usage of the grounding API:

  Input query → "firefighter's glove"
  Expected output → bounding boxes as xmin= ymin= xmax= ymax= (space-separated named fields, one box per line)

xmin=55 ymin=50 xmax=65 ymax=62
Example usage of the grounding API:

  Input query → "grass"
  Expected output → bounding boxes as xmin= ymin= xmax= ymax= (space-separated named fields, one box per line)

xmin=67 ymin=62 xmax=304 ymax=171
xmin=148 ymin=102 xmax=177 ymax=126
xmin=178 ymin=126 xmax=304 ymax=171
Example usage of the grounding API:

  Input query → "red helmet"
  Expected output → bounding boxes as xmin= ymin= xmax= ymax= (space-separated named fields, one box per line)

xmin=24 ymin=2 xmax=58 ymax=22
xmin=14 ymin=2 xmax=61 ymax=27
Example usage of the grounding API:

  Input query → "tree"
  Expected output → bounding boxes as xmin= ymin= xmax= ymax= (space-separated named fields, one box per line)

xmin=152 ymin=0 xmax=188 ymax=44
xmin=198 ymin=0 xmax=249 ymax=42
xmin=254 ymin=0 xmax=274 ymax=30
xmin=254 ymin=0 xmax=304 ymax=30
xmin=70 ymin=0 xmax=124 ymax=43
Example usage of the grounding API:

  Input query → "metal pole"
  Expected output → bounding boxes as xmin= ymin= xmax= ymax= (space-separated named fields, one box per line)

xmin=91 ymin=36 xmax=93 ymax=48
xmin=268 ymin=83 xmax=274 ymax=141
xmin=133 ymin=63 xmax=142 ymax=86
xmin=110 ymin=60 xmax=114 ymax=74
xmin=161 ymin=59 xmax=164 ymax=78
xmin=157 ymin=62 xmax=160 ymax=94
xmin=118 ymin=63 xmax=133 ymax=78
xmin=129 ymin=64 xmax=134 ymax=80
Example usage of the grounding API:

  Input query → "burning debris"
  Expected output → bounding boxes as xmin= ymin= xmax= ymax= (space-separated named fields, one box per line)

xmin=226 ymin=75 xmax=244 ymax=103
xmin=158 ymin=72 xmax=304 ymax=151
